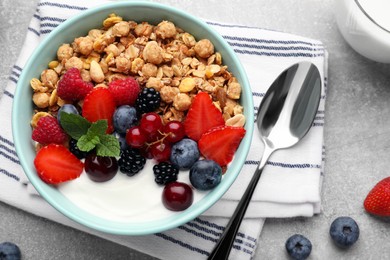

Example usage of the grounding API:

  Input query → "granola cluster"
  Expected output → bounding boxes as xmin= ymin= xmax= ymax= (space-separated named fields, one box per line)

xmin=30 ymin=14 xmax=245 ymax=127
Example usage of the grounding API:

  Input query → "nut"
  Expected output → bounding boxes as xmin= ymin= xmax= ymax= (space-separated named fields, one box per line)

xmin=90 ymin=60 xmax=105 ymax=83
xmin=30 ymin=112 xmax=51 ymax=128
xmin=226 ymin=114 xmax=246 ymax=127
xmin=179 ymin=77 xmax=196 ymax=93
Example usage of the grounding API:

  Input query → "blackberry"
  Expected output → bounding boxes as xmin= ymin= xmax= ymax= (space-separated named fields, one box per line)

xmin=118 ymin=148 xmax=146 ymax=176
xmin=136 ymin=87 xmax=161 ymax=115
xmin=153 ymin=162 xmax=179 ymax=185
xmin=69 ymin=138 xmax=88 ymax=159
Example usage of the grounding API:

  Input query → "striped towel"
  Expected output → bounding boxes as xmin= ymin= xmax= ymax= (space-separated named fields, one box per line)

xmin=0 ymin=0 xmax=327 ymax=259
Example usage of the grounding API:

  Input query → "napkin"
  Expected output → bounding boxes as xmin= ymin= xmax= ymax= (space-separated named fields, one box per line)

xmin=0 ymin=0 xmax=327 ymax=259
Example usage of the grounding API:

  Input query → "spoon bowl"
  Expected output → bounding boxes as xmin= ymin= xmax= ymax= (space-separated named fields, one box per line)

xmin=208 ymin=61 xmax=322 ymax=260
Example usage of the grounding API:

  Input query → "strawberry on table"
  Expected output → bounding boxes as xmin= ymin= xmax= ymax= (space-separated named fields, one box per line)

xmin=82 ymin=87 xmax=116 ymax=133
xmin=34 ymin=144 xmax=84 ymax=184
xmin=364 ymin=176 xmax=390 ymax=217
xmin=198 ymin=125 xmax=246 ymax=166
xmin=32 ymin=116 xmax=67 ymax=145
xmin=183 ymin=92 xmax=225 ymax=141
xmin=57 ymin=68 xmax=93 ymax=101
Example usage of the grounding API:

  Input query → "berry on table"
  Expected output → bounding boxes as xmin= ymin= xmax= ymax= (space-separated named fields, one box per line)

xmin=108 ymin=77 xmax=140 ymax=106
xmin=84 ymin=154 xmax=118 ymax=182
xmin=126 ymin=126 xmax=147 ymax=148
xmin=364 ymin=176 xmax=390 ymax=217
xmin=198 ymin=125 xmax=246 ymax=166
xmin=285 ymin=234 xmax=312 ymax=260
xmin=69 ymin=138 xmax=88 ymax=159
xmin=329 ymin=216 xmax=359 ymax=248
xmin=183 ymin=92 xmax=225 ymax=141
xmin=189 ymin=160 xmax=222 ymax=190
xmin=0 ymin=241 xmax=21 ymax=260
xmin=57 ymin=67 xmax=93 ymax=101
xmin=113 ymin=105 xmax=138 ymax=134
xmin=32 ymin=116 xmax=67 ymax=145
xmin=135 ymin=87 xmax=161 ymax=115
xmin=153 ymin=162 xmax=179 ymax=185
xmin=170 ymin=138 xmax=200 ymax=170
xmin=118 ymin=148 xmax=146 ymax=176
xmin=162 ymin=181 xmax=193 ymax=211
xmin=34 ymin=144 xmax=84 ymax=184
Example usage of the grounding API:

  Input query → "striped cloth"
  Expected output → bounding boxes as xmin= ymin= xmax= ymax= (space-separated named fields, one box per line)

xmin=0 ymin=1 xmax=327 ymax=259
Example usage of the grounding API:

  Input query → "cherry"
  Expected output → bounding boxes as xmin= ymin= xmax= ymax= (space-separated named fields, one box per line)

xmin=126 ymin=126 xmax=147 ymax=148
xmin=163 ymin=121 xmax=185 ymax=143
xmin=140 ymin=112 xmax=163 ymax=142
xmin=162 ymin=182 xmax=193 ymax=211
xmin=84 ymin=154 xmax=118 ymax=182
xmin=150 ymin=141 xmax=172 ymax=162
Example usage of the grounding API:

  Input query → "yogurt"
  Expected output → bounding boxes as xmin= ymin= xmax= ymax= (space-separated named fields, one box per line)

xmin=57 ymin=159 xmax=208 ymax=223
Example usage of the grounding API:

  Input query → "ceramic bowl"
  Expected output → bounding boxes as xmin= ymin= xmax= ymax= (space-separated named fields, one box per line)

xmin=12 ymin=1 xmax=254 ymax=235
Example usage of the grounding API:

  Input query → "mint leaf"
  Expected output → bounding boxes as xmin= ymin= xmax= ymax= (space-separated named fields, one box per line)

xmin=77 ymin=135 xmax=100 ymax=152
xmin=95 ymin=135 xmax=120 ymax=157
xmin=60 ymin=112 xmax=91 ymax=140
xmin=88 ymin=120 xmax=108 ymax=137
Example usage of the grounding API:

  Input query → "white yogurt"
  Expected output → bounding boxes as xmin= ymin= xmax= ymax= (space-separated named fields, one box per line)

xmin=57 ymin=159 xmax=208 ymax=223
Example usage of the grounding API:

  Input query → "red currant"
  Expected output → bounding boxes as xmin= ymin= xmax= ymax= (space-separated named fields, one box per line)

xmin=150 ymin=141 xmax=172 ymax=162
xmin=84 ymin=154 xmax=118 ymax=182
xmin=163 ymin=121 xmax=185 ymax=143
xmin=140 ymin=112 xmax=163 ymax=142
xmin=162 ymin=182 xmax=193 ymax=211
xmin=126 ymin=126 xmax=147 ymax=148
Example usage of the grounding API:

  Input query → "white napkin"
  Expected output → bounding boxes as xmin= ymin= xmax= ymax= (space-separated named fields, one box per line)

xmin=0 ymin=0 xmax=327 ymax=259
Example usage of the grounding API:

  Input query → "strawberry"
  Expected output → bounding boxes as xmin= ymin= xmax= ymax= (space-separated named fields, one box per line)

xmin=57 ymin=68 xmax=93 ymax=101
xmin=183 ymin=92 xmax=225 ymax=141
xmin=198 ymin=125 xmax=246 ymax=166
xmin=32 ymin=116 xmax=67 ymax=145
xmin=34 ymin=144 xmax=84 ymax=184
xmin=82 ymin=87 xmax=116 ymax=133
xmin=364 ymin=177 xmax=390 ymax=217
xmin=108 ymin=77 xmax=140 ymax=106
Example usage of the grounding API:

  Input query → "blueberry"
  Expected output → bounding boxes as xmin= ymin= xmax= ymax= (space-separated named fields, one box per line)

xmin=0 ymin=242 xmax=21 ymax=260
xmin=329 ymin=216 xmax=359 ymax=248
xmin=113 ymin=105 xmax=138 ymax=134
xmin=170 ymin=138 xmax=200 ymax=169
xmin=57 ymin=104 xmax=79 ymax=124
xmin=190 ymin=160 xmax=222 ymax=190
xmin=116 ymin=133 xmax=128 ymax=150
xmin=285 ymin=234 xmax=312 ymax=260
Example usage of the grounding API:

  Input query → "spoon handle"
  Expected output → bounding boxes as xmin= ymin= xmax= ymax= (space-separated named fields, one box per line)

xmin=207 ymin=145 xmax=273 ymax=260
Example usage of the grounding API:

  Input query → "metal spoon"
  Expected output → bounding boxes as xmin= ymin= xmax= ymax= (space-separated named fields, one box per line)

xmin=207 ymin=61 xmax=322 ymax=260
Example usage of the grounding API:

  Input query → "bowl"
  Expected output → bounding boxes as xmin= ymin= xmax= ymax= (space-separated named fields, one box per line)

xmin=335 ymin=0 xmax=390 ymax=63
xmin=12 ymin=1 xmax=254 ymax=235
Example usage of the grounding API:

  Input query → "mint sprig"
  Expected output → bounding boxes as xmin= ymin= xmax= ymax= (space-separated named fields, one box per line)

xmin=60 ymin=112 xmax=120 ymax=157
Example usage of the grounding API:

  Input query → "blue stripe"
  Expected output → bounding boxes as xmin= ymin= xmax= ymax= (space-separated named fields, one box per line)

xmin=234 ymin=48 xmax=323 ymax=58
xmin=0 ymin=135 xmax=14 ymax=147
xmin=178 ymin=225 xmax=218 ymax=243
xmin=0 ymin=168 xmax=20 ymax=182
xmin=0 ymin=144 xmax=18 ymax=157
xmin=11 ymin=71 xmax=20 ymax=78
xmin=0 ymin=151 xmax=20 ymax=165
xmin=33 ymin=14 xmax=66 ymax=23
xmin=8 ymin=76 xmax=18 ymax=84
xmin=245 ymin=160 xmax=321 ymax=169
xmin=41 ymin=29 xmax=53 ymax=35
xmin=4 ymin=90 xmax=14 ymax=98
xmin=28 ymin=27 xmax=40 ymax=36
xmin=154 ymin=233 xmax=209 ymax=256
xmin=38 ymin=2 xmax=87 ymax=11
xmin=252 ymin=92 xmax=265 ymax=97
xmin=223 ymin=35 xmax=323 ymax=47
xmin=228 ymin=41 xmax=322 ymax=52
xmin=13 ymin=65 xmax=23 ymax=72
xmin=40 ymin=22 xmax=60 ymax=28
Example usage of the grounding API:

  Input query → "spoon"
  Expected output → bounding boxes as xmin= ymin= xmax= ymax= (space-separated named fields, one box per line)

xmin=207 ymin=61 xmax=322 ymax=260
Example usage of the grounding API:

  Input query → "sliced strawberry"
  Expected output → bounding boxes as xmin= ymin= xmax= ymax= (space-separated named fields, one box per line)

xmin=198 ymin=125 xmax=246 ymax=166
xmin=364 ymin=177 xmax=390 ymax=217
xmin=183 ymin=92 xmax=225 ymax=141
xmin=82 ymin=88 xmax=116 ymax=133
xmin=34 ymin=144 xmax=84 ymax=184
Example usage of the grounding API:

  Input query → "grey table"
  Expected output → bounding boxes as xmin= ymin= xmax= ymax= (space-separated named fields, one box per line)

xmin=2 ymin=0 xmax=390 ymax=259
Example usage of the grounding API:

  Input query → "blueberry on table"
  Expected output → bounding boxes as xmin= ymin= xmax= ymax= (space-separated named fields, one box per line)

xmin=285 ymin=234 xmax=312 ymax=260
xmin=0 ymin=242 xmax=21 ymax=260
xmin=190 ymin=160 xmax=222 ymax=190
xmin=329 ymin=216 xmax=359 ymax=248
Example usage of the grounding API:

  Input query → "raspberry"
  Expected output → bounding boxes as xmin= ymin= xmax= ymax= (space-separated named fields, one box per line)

xmin=32 ymin=116 xmax=67 ymax=145
xmin=108 ymin=77 xmax=140 ymax=106
xmin=57 ymin=68 xmax=93 ymax=101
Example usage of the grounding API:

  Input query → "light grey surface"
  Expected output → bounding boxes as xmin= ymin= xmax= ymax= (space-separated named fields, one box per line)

xmin=2 ymin=0 xmax=390 ymax=259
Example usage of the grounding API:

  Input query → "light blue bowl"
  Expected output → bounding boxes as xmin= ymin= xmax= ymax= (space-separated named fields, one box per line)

xmin=12 ymin=1 xmax=254 ymax=235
